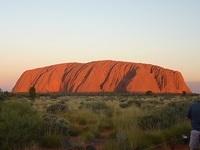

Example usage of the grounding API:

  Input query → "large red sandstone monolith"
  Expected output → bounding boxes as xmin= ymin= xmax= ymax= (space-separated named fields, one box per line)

xmin=13 ymin=60 xmax=191 ymax=94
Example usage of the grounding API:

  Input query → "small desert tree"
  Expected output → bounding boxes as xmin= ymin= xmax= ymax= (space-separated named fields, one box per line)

xmin=146 ymin=90 xmax=153 ymax=95
xmin=182 ymin=91 xmax=186 ymax=95
xmin=0 ymin=88 xmax=4 ymax=101
xmin=29 ymin=86 xmax=36 ymax=100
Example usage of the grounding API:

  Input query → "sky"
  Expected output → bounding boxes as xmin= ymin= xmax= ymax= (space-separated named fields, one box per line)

xmin=0 ymin=0 xmax=200 ymax=91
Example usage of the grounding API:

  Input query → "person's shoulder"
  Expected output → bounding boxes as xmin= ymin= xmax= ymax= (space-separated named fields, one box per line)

xmin=191 ymin=101 xmax=200 ymax=107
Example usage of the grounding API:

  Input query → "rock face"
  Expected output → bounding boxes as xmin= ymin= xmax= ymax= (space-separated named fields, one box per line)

xmin=13 ymin=60 xmax=191 ymax=94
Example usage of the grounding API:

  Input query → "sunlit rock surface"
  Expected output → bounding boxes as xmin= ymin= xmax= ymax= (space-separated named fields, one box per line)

xmin=13 ymin=60 xmax=191 ymax=94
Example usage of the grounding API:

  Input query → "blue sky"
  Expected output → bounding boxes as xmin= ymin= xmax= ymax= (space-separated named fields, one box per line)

xmin=0 ymin=0 xmax=200 ymax=91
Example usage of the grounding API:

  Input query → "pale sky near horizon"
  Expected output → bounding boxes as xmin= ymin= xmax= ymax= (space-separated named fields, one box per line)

xmin=0 ymin=0 xmax=200 ymax=91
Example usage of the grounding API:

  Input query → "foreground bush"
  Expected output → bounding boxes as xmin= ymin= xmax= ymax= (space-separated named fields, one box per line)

xmin=80 ymin=100 xmax=109 ymax=113
xmin=0 ymin=101 xmax=41 ymax=150
xmin=80 ymin=100 xmax=113 ymax=117
xmin=0 ymin=90 xmax=10 ymax=101
xmin=0 ymin=94 xmax=5 ymax=101
xmin=104 ymin=122 xmax=191 ymax=150
xmin=39 ymin=134 xmax=63 ymax=148
xmin=119 ymin=101 xmax=130 ymax=108
xmin=41 ymin=114 xmax=70 ymax=136
xmin=138 ymin=102 xmax=190 ymax=130
xmin=46 ymin=103 xmax=68 ymax=113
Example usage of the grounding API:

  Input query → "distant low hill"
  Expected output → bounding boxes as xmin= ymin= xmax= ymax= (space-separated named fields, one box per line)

xmin=13 ymin=60 xmax=191 ymax=94
xmin=187 ymin=82 xmax=200 ymax=94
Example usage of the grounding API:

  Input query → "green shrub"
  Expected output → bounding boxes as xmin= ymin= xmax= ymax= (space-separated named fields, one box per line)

xmin=69 ymin=125 xmax=82 ymax=136
xmin=86 ymin=145 xmax=96 ymax=150
xmin=119 ymin=98 xmax=127 ymax=103
xmin=70 ymin=142 xmax=85 ymax=150
xmin=0 ymin=89 xmax=9 ymax=101
xmin=0 ymin=95 xmax=5 ymax=101
xmin=104 ymin=139 xmax=121 ymax=150
xmin=46 ymin=103 xmax=68 ymax=113
xmin=80 ymin=101 xmax=109 ymax=112
xmin=39 ymin=134 xmax=62 ymax=148
xmin=132 ymin=100 xmax=142 ymax=107
xmin=119 ymin=99 xmax=141 ymax=108
xmin=119 ymin=101 xmax=130 ymax=108
xmin=0 ymin=101 xmax=41 ymax=150
xmin=162 ymin=122 xmax=191 ymax=143
xmin=138 ymin=102 xmax=190 ymax=130
xmin=98 ymin=117 xmax=113 ymax=131
xmin=50 ymin=94 xmax=59 ymax=99
xmin=80 ymin=100 xmax=113 ymax=116
xmin=138 ymin=115 xmax=163 ymax=130
xmin=116 ymin=131 xmax=130 ymax=149
xmin=81 ymin=131 xmax=96 ymax=142
xmin=78 ymin=117 xmax=87 ymax=125
xmin=103 ymin=107 xmax=113 ymax=117
xmin=41 ymin=114 xmax=70 ymax=136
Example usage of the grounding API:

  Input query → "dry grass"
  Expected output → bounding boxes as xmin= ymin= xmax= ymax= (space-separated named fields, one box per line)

xmin=1 ymin=94 xmax=199 ymax=150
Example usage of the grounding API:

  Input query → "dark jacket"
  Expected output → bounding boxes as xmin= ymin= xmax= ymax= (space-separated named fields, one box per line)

xmin=187 ymin=102 xmax=200 ymax=131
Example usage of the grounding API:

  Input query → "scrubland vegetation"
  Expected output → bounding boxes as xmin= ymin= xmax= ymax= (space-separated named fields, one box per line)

xmin=0 ymin=90 xmax=199 ymax=150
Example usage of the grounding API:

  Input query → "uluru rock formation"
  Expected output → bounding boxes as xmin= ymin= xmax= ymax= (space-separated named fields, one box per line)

xmin=13 ymin=60 xmax=191 ymax=94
